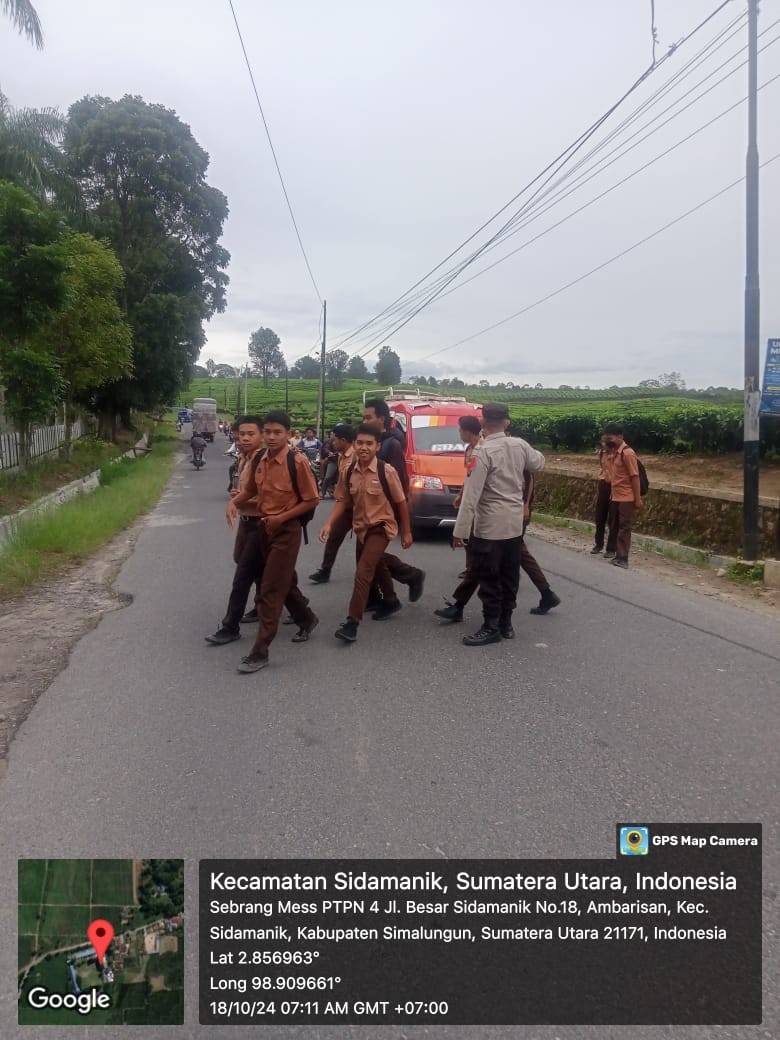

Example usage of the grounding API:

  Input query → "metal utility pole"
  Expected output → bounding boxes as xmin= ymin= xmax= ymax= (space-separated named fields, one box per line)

xmin=243 ymin=363 xmax=249 ymax=414
xmin=318 ymin=301 xmax=327 ymax=443
xmin=743 ymin=0 xmax=761 ymax=561
xmin=284 ymin=362 xmax=289 ymax=412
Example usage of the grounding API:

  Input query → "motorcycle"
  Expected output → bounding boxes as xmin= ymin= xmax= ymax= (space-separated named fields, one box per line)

xmin=192 ymin=449 xmax=205 ymax=470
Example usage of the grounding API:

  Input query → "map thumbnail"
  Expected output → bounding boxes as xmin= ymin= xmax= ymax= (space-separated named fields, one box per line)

xmin=18 ymin=858 xmax=184 ymax=1025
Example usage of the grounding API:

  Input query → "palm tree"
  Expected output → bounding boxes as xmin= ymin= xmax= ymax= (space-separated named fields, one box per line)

xmin=1 ymin=0 xmax=43 ymax=48
xmin=0 ymin=92 xmax=82 ymax=212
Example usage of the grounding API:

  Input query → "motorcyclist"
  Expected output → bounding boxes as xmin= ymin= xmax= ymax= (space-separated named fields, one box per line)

xmin=190 ymin=431 xmax=207 ymax=464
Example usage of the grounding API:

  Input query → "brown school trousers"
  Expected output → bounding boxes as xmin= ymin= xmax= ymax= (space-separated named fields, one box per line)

xmin=349 ymin=525 xmax=397 ymax=622
xmin=321 ymin=508 xmax=353 ymax=571
xmin=607 ymin=501 xmax=636 ymax=561
xmin=250 ymin=520 xmax=314 ymax=658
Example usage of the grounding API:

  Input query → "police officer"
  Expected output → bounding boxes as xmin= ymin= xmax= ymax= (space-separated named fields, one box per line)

xmin=452 ymin=403 xmax=545 ymax=645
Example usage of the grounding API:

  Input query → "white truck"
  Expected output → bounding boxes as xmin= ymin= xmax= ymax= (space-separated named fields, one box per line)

xmin=190 ymin=398 xmax=218 ymax=442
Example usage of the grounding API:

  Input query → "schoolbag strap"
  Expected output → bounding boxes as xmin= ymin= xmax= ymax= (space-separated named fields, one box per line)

xmin=286 ymin=449 xmax=302 ymax=503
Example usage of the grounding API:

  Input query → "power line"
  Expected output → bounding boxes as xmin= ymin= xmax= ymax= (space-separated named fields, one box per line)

xmin=340 ymin=10 xmax=763 ymax=360
xmin=415 ymin=151 xmax=780 ymax=364
xmin=227 ymin=0 xmax=323 ymax=305
xmin=379 ymin=49 xmax=780 ymax=320
xmin=328 ymin=0 xmax=739 ymax=355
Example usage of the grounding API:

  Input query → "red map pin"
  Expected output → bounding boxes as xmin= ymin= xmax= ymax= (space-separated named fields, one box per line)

xmin=86 ymin=919 xmax=114 ymax=965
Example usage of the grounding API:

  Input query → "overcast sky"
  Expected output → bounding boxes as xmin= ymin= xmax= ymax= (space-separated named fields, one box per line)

xmin=5 ymin=0 xmax=779 ymax=387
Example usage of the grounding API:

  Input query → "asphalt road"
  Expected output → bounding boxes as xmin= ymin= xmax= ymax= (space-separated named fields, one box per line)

xmin=1 ymin=437 xmax=778 ymax=1040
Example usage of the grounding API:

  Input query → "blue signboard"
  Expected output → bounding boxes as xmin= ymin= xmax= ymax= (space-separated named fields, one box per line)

xmin=760 ymin=338 xmax=780 ymax=416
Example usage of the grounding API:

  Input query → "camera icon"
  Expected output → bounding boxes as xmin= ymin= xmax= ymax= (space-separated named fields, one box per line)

xmin=620 ymin=826 xmax=649 ymax=855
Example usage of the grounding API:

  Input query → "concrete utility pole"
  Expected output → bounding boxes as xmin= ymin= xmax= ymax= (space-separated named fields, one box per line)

xmin=318 ymin=301 xmax=327 ymax=443
xmin=743 ymin=0 xmax=761 ymax=561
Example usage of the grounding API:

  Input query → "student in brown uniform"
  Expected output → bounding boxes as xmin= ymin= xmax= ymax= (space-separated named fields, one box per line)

xmin=206 ymin=416 xmax=315 ymax=645
xmin=319 ymin=423 xmax=413 ymax=643
xmin=308 ymin=423 xmax=356 ymax=584
xmin=227 ymin=410 xmax=319 ymax=673
xmin=603 ymin=421 xmax=642 ymax=568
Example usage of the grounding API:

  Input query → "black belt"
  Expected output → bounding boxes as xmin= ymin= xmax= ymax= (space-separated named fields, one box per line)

xmin=239 ymin=515 xmax=260 ymax=524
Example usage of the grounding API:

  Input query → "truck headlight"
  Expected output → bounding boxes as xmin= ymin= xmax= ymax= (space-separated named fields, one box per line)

xmin=410 ymin=475 xmax=444 ymax=490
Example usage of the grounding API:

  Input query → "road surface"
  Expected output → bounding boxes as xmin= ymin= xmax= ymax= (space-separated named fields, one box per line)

xmin=1 ymin=437 xmax=777 ymax=1039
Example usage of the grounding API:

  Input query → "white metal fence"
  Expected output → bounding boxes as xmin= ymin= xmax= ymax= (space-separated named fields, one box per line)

xmin=0 ymin=419 xmax=86 ymax=472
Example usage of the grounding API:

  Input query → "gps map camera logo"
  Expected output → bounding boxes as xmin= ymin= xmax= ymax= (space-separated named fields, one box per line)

xmin=620 ymin=826 xmax=649 ymax=855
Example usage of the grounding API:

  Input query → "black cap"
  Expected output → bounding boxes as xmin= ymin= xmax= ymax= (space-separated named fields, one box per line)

xmin=482 ymin=402 xmax=510 ymax=422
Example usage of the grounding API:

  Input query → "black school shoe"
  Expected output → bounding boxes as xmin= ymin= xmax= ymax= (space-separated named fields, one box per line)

xmin=499 ymin=622 xmax=515 ymax=639
xmin=530 ymin=589 xmax=561 ymax=615
xmin=240 ymin=609 xmax=258 ymax=624
xmin=408 ymin=570 xmax=426 ymax=602
xmin=309 ymin=568 xmax=331 ymax=584
xmin=434 ymin=602 xmax=464 ymax=622
xmin=462 ymin=626 xmax=502 ymax=647
xmin=335 ymin=620 xmax=358 ymax=643
xmin=372 ymin=600 xmax=402 ymax=621
xmin=291 ymin=617 xmax=319 ymax=642
xmin=205 ymin=627 xmax=241 ymax=645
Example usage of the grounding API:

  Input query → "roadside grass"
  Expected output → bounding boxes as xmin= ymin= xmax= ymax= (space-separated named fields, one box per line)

xmin=726 ymin=560 xmax=765 ymax=584
xmin=0 ymin=426 xmax=177 ymax=600
xmin=0 ymin=435 xmax=134 ymax=517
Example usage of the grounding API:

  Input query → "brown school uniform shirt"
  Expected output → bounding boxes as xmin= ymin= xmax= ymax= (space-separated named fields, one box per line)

xmin=236 ymin=452 xmax=261 ymax=516
xmin=610 ymin=443 xmax=640 ymax=502
xmin=337 ymin=444 xmax=355 ymax=478
xmin=597 ymin=447 xmax=615 ymax=483
xmin=255 ymin=447 xmax=318 ymax=516
xmin=337 ymin=456 xmax=406 ymax=541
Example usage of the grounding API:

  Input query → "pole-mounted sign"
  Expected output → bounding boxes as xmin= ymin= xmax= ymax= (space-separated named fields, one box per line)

xmin=759 ymin=338 xmax=780 ymax=416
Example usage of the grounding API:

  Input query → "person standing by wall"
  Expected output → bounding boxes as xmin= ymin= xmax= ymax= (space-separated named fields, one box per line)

xmin=591 ymin=435 xmax=614 ymax=556
xmin=452 ymin=403 xmax=545 ymax=645
xmin=603 ymin=422 xmax=642 ymax=569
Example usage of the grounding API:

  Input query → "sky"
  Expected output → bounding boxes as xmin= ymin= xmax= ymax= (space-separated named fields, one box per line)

xmin=4 ymin=0 xmax=780 ymax=388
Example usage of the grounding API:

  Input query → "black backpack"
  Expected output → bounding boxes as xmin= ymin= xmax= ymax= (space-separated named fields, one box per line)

xmin=637 ymin=457 xmax=650 ymax=497
xmin=251 ymin=448 xmax=317 ymax=542
xmin=345 ymin=458 xmax=401 ymax=523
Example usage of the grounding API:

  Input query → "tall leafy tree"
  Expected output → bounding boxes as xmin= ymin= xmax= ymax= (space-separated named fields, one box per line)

xmin=64 ymin=95 xmax=230 ymax=436
xmin=346 ymin=354 xmax=368 ymax=380
xmin=2 ymin=0 xmax=43 ymax=48
xmin=32 ymin=231 xmax=133 ymax=456
xmin=325 ymin=348 xmax=349 ymax=388
xmin=248 ymin=326 xmax=283 ymax=387
xmin=290 ymin=355 xmax=320 ymax=380
xmin=0 ymin=181 xmax=66 ymax=466
xmin=375 ymin=345 xmax=401 ymax=385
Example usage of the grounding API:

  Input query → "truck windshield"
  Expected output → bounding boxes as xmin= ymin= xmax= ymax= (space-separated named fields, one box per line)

xmin=412 ymin=423 xmax=466 ymax=453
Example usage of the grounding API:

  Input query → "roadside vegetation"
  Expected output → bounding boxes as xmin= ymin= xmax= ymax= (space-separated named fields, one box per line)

xmin=0 ymin=426 xmax=177 ymax=599
xmin=180 ymin=375 xmax=780 ymax=457
xmin=0 ymin=434 xmax=135 ymax=517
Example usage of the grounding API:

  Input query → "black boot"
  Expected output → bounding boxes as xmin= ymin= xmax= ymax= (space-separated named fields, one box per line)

xmin=499 ymin=615 xmax=514 ymax=639
xmin=462 ymin=624 xmax=501 ymax=646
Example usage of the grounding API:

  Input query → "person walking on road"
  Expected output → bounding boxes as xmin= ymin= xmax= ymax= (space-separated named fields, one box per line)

xmin=451 ymin=403 xmax=545 ymax=645
xmin=435 ymin=416 xmax=482 ymax=621
xmin=362 ymin=399 xmax=424 ymax=604
xmin=520 ymin=468 xmax=561 ymax=616
xmin=309 ymin=424 xmax=356 ymax=584
xmin=603 ymin=422 xmax=642 ymax=568
xmin=319 ymin=431 xmax=340 ymax=499
xmin=591 ymin=435 xmax=614 ymax=556
xmin=227 ymin=411 xmax=320 ymax=673
xmin=319 ymin=424 xmax=412 ymax=643
xmin=205 ymin=416 xmax=315 ymax=644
